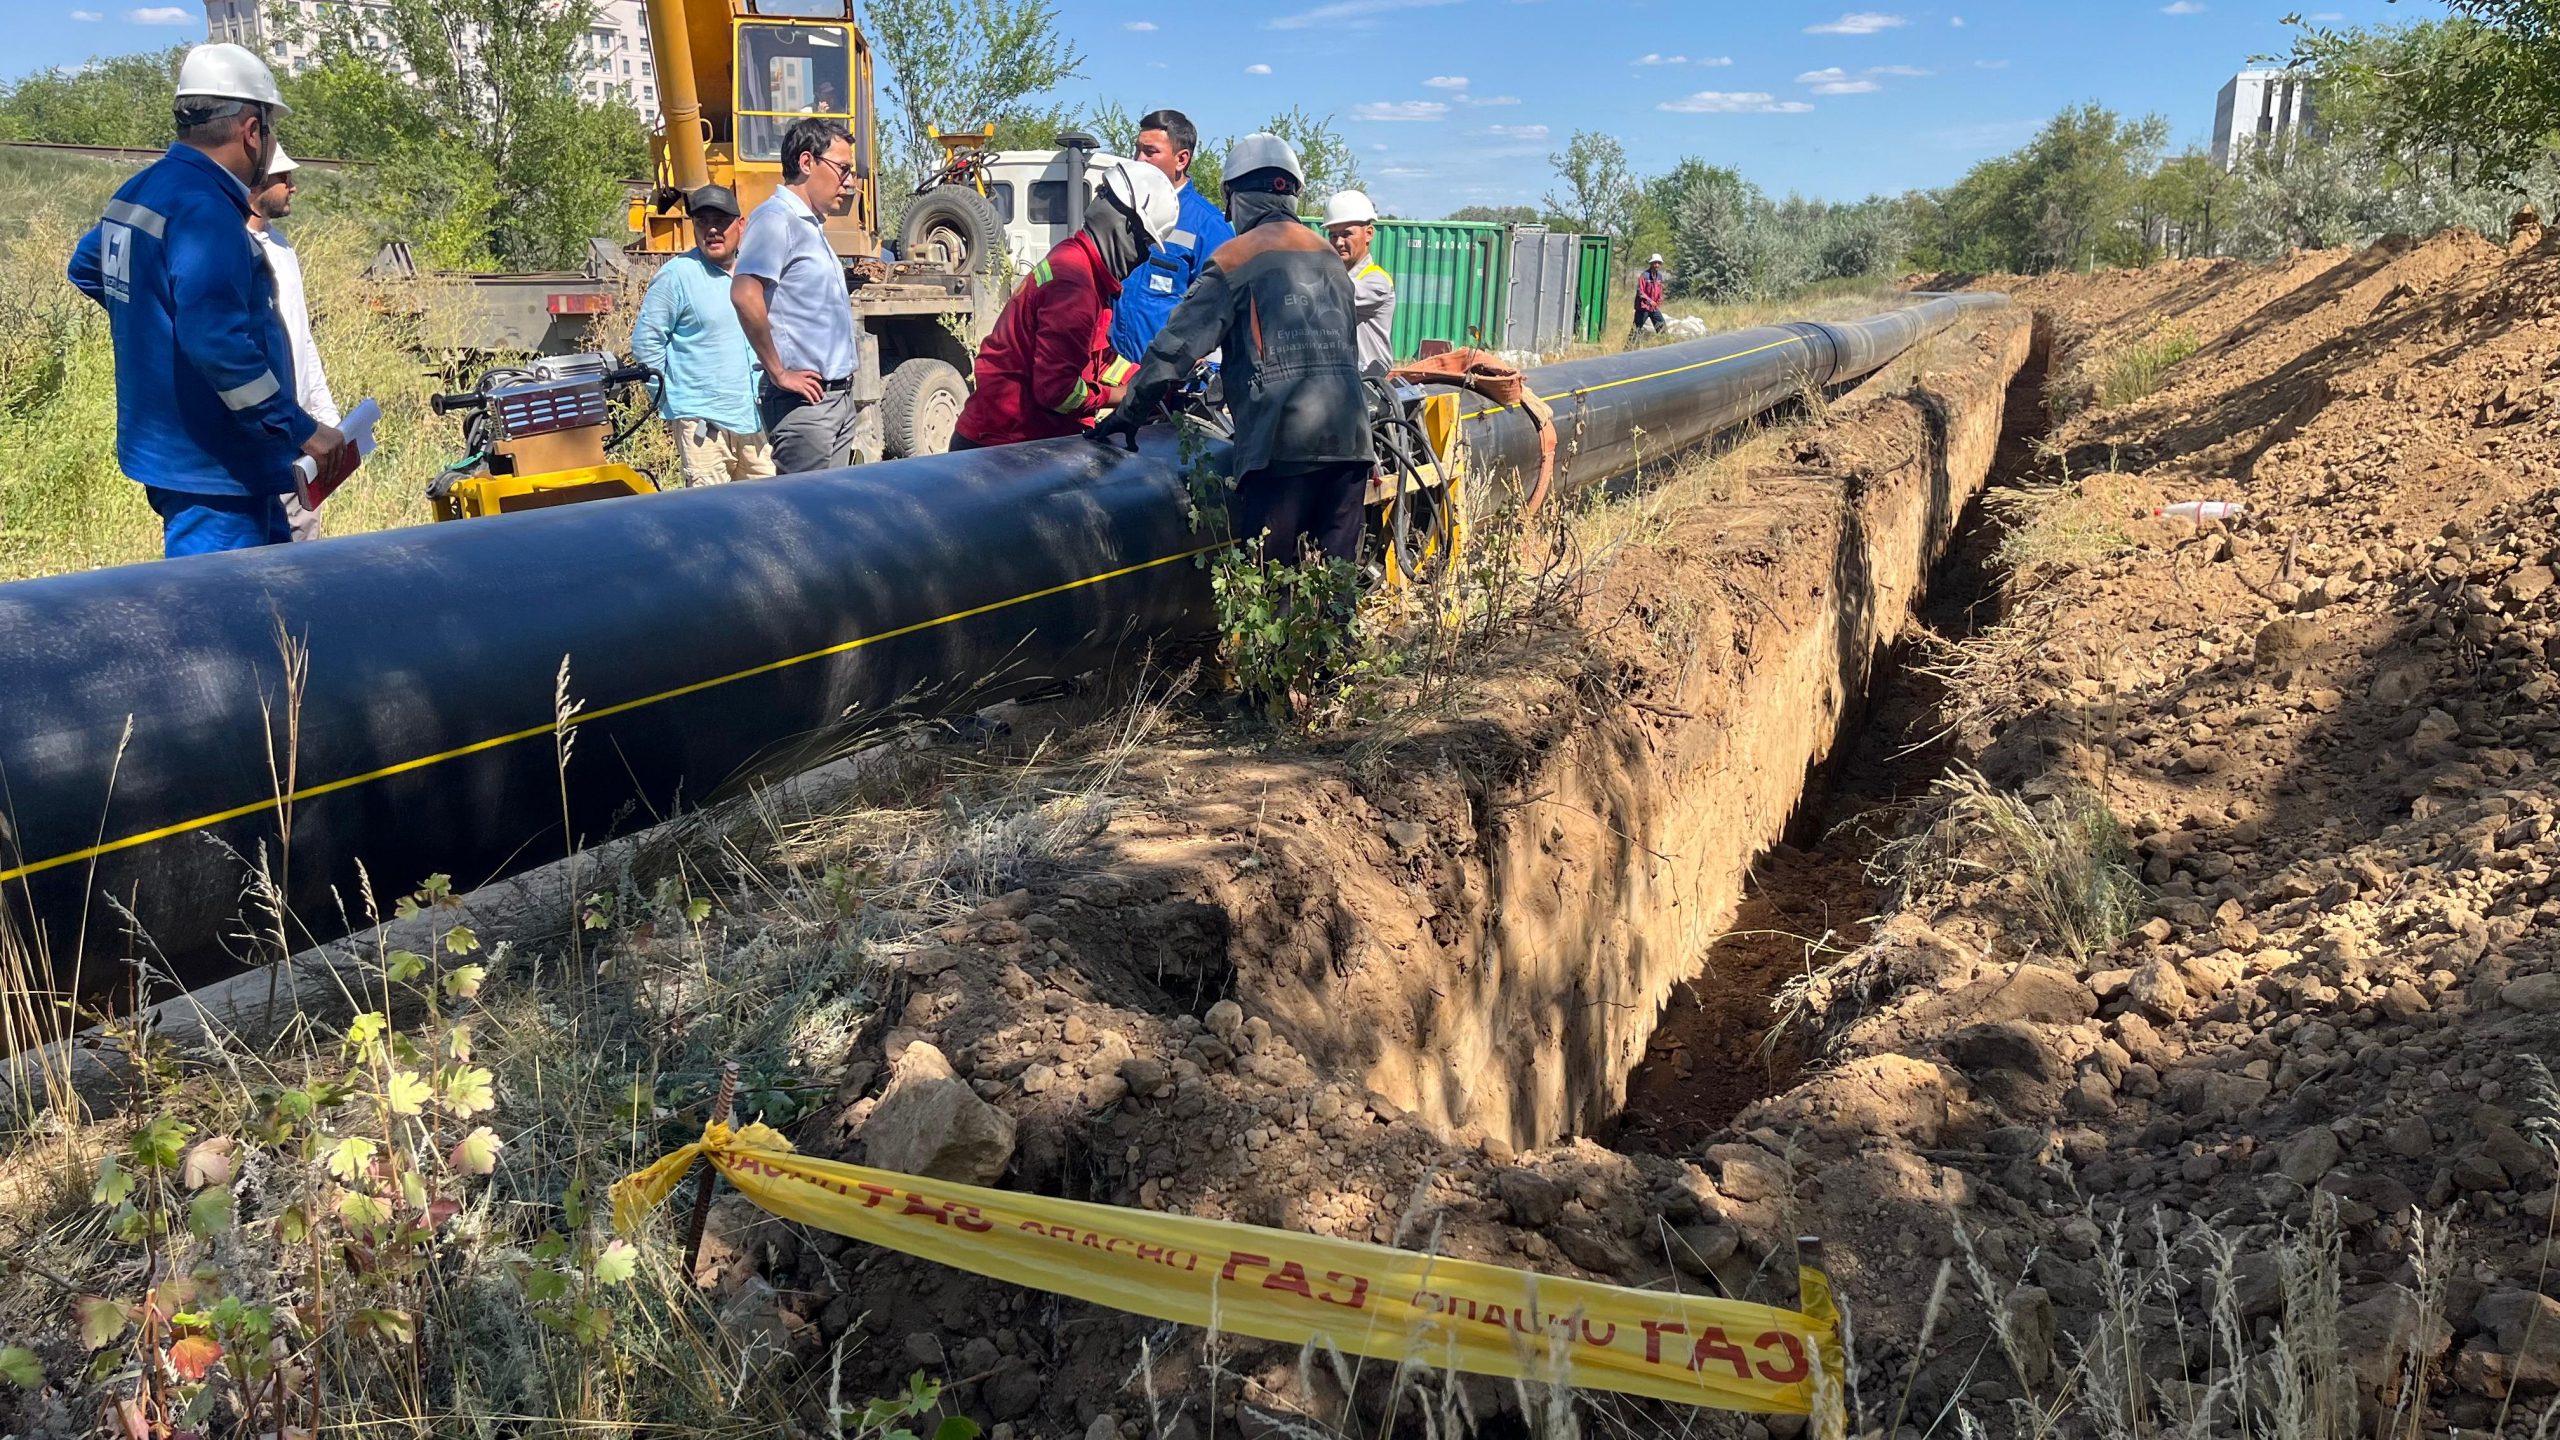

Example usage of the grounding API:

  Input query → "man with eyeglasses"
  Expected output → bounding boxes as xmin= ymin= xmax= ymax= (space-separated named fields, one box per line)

xmin=631 ymin=184 xmax=774 ymax=484
xmin=68 ymin=43 xmax=353 ymax=557
xmin=733 ymin=117 xmax=863 ymax=474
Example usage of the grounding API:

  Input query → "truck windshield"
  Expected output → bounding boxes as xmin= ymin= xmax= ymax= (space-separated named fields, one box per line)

xmin=736 ymin=22 xmax=853 ymax=163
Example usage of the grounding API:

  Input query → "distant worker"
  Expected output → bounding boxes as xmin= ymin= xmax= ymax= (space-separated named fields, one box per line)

xmin=1633 ymin=254 xmax=1669 ymax=336
xmin=1094 ymin=134 xmax=1373 ymax=566
xmin=245 ymin=145 xmax=337 ymax=541
xmin=1105 ymin=108 xmax=1236 ymax=367
xmin=631 ymin=184 xmax=774 ymax=484
xmin=1323 ymin=190 xmax=1396 ymax=373
xmin=733 ymin=117 xmax=862 ymax=474
xmin=951 ymin=160 xmax=1177 ymax=450
xmin=68 ymin=44 xmax=352 ymax=557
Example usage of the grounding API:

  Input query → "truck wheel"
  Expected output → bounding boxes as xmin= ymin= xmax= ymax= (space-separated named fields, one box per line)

xmin=883 ymin=358 xmax=970 ymax=458
xmin=901 ymin=185 xmax=1004 ymax=276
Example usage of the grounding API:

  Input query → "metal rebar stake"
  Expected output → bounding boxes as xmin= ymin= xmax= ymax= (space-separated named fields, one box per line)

xmin=680 ymin=1060 xmax=740 ymax=1279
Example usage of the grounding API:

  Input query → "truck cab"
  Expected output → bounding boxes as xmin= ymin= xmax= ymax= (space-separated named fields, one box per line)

xmin=972 ymin=148 xmax=1137 ymax=275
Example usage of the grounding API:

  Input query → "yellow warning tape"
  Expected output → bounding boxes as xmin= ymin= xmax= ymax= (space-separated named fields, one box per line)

xmin=615 ymin=1123 xmax=1849 ymax=1426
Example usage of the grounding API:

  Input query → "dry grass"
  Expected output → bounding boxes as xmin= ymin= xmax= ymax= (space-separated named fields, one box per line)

xmin=1873 ymin=764 xmax=2146 ymax=968
xmin=0 ymin=663 xmax=1198 ymax=1434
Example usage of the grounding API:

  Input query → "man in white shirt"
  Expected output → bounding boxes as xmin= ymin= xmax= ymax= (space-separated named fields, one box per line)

xmin=247 ymin=145 xmax=337 ymax=540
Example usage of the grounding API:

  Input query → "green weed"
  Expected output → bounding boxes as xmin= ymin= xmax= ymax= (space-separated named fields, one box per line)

xmin=2093 ymin=326 xmax=2199 ymax=408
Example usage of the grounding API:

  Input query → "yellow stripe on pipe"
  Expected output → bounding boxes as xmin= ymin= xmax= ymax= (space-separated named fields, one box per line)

xmin=0 ymin=543 xmax=1224 ymax=885
xmin=1454 ymin=334 xmax=1810 ymax=422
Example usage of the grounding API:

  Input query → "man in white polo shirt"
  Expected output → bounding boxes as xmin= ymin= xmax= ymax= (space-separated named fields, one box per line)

xmin=732 ymin=117 xmax=862 ymax=474
xmin=246 ymin=144 xmax=336 ymax=539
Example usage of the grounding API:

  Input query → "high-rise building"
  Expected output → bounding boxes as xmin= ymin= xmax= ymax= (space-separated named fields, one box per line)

xmin=2212 ymin=69 xmax=2313 ymax=171
xmin=199 ymin=0 xmax=661 ymax=117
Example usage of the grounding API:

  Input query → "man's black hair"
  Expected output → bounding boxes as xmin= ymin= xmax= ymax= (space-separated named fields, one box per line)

xmin=1138 ymin=108 xmax=1197 ymax=160
xmin=781 ymin=117 xmax=854 ymax=182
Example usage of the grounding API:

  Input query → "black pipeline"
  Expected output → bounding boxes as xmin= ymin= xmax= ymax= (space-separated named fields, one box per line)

xmin=0 ymin=295 xmax=2004 ymax=994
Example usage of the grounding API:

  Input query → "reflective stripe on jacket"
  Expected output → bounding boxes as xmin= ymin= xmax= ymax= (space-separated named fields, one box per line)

xmin=69 ymin=144 xmax=316 ymax=497
xmin=954 ymin=230 xmax=1126 ymax=447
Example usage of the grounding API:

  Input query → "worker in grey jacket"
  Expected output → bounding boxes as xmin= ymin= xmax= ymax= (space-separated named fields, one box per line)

xmin=1094 ymin=134 xmax=1374 ymax=566
xmin=1324 ymin=189 xmax=1396 ymax=374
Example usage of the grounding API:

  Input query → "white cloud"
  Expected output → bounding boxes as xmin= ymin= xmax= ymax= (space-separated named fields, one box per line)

xmin=68 ymin=6 xmax=103 ymax=16
xmin=1636 ymin=53 xmax=1684 ymax=64
xmin=1660 ymin=91 xmax=1814 ymax=114
xmin=1377 ymin=165 xmax=1430 ymax=179
xmin=1805 ymin=11 xmax=1908 ymax=34
xmin=1245 ymin=62 xmax=1273 ymax=74
xmin=1123 ymin=20 xmax=1156 ymax=30
xmin=1352 ymin=99 xmax=1451 ymax=121
xmin=1812 ymin=78 xmax=1881 ymax=93
xmin=1423 ymin=74 xmax=1469 ymax=89
xmin=2161 ymin=1 xmax=2205 ymax=12
xmin=1265 ymin=0 xmax=1464 ymax=30
xmin=1868 ymin=64 xmax=1932 ymax=76
xmin=1485 ymin=123 xmax=1549 ymax=139
xmin=1797 ymin=67 xmax=1850 ymax=82
xmin=1972 ymin=58 xmax=2010 ymax=68
xmin=2308 ymin=9 xmax=2344 ymax=17
xmin=1461 ymin=93 xmax=1519 ymax=105
xmin=1950 ymin=13 xmax=1965 ymax=24
xmin=1930 ymin=117 xmax=2042 ymax=150
xmin=125 ymin=5 xmax=189 ymax=20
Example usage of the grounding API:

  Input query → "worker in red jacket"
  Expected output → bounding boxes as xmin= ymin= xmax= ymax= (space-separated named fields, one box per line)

xmin=951 ymin=160 xmax=1180 ymax=449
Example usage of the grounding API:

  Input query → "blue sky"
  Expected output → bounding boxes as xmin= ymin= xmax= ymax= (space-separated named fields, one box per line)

xmin=19 ymin=0 xmax=2424 ymax=217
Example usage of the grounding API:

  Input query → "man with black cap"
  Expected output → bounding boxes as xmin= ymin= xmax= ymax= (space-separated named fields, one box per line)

xmin=1094 ymin=133 xmax=1373 ymax=568
xmin=631 ymin=184 xmax=773 ymax=483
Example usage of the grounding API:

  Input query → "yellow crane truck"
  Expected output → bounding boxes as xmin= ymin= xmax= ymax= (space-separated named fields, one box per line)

xmin=377 ymin=0 xmax=1020 ymax=461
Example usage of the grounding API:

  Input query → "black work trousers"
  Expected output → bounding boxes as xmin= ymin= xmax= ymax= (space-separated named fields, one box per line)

xmin=1233 ymin=461 xmax=1368 ymax=566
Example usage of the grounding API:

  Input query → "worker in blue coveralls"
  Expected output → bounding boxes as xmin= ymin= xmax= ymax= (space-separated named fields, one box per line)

xmin=1105 ymin=109 xmax=1235 ymax=369
xmin=69 ymin=43 xmax=354 ymax=558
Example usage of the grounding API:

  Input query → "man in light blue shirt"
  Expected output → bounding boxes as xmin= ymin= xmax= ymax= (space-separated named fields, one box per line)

xmin=732 ymin=118 xmax=863 ymax=473
xmin=631 ymin=185 xmax=773 ymax=484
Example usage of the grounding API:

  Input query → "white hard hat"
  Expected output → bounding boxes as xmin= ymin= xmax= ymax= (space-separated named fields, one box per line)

xmin=175 ymin=42 xmax=288 ymax=114
xmin=1322 ymin=190 xmax=1378 ymax=228
xmin=1099 ymin=158 xmax=1180 ymax=247
xmin=1224 ymin=132 xmax=1304 ymax=190
xmin=264 ymin=145 xmax=298 ymax=176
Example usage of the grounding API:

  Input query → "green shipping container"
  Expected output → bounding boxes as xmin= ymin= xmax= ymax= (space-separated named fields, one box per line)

xmin=1304 ymin=216 xmax=1510 ymax=361
xmin=1573 ymin=234 xmax=1615 ymax=344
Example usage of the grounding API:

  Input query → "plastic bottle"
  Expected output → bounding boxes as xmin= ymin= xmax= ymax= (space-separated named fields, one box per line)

xmin=2155 ymin=500 xmax=2246 ymax=523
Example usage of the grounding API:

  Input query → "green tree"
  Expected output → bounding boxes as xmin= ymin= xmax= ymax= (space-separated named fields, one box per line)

xmin=865 ymin=0 xmax=1085 ymax=177
xmin=1261 ymin=106 xmax=1358 ymax=204
xmin=1545 ymin=130 xmax=1636 ymax=239
xmin=2287 ymin=8 xmax=2559 ymax=194
xmin=1446 ymin=204 xmax=1545 ymax=225
xmin=0 ymin=47 xmax=185 ymax=147
xmin=282 ymin=0 xmax=643 ymax=270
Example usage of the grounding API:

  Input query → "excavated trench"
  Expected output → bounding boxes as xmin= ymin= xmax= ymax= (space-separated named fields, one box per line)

xmin=1605 ymin=319 xmax=2056 ymax=1154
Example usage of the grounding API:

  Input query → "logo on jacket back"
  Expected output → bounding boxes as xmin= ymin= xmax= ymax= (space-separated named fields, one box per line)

xmin=101 ymin=222 xmax=133 ymax=303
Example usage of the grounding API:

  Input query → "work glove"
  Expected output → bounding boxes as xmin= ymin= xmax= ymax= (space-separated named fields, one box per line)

xmin=1087 ymin=404 xmax=1143 ymax=451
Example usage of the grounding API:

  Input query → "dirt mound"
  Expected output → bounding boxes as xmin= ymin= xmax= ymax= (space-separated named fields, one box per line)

xmin=1723 ymin=230 xmax=2560 ymax=1434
